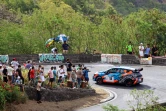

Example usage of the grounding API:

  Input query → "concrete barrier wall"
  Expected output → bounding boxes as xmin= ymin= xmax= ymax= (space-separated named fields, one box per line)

xmin=101 ymin=54 xmax=122 ymax=64
xmin=5 ymin=54 xmax=166 ymax=65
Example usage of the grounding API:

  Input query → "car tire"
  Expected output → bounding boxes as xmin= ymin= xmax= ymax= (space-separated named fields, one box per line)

xmin=124 ymin=79 xmax=133 ymax=87
xmin=96 ymin=77 xmax=103 ymax=84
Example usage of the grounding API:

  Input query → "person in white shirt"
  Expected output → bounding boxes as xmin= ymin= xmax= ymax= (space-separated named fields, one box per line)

xmin=11 ymin=58 xmax=19 ymax=70
xmin=7 ymin=64 xmax=15 ymax=84
xmin=139 ymin=43 xmax=144 ymax=58
xmin=58 ymin=65 xmax=65 ymax=82
xmin=51 ymin=47 xmax=58 ymax=55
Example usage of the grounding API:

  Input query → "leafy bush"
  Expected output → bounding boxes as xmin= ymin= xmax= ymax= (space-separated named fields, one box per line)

xmin=104 ymin=89 xmax=166 ymax=111
xmin=0 ymin=81 xmax=27 ymax=110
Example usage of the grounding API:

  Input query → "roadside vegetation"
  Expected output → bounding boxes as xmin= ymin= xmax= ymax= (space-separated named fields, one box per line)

xmin=0 ymin=81 xmax=27 ymax=111
xmin=0 ymin=0 xmax=166 ymax=55
xmin=104 ymin=89 xmax=166 ymax=111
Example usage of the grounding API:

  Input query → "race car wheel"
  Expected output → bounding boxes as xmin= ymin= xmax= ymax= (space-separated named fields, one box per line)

xmin=96 ymin=77 xmax=103 ymax=84
xmin=124 ymin=79 xmax=133 ymax=87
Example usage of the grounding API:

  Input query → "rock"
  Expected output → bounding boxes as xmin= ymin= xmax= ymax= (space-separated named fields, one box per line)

xmin=24 ymin=86 xmax=96 ymax=102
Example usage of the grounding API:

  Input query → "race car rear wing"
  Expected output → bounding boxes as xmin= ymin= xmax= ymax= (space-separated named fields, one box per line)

xmin=134 ymin=68 xmax=143 ymax=73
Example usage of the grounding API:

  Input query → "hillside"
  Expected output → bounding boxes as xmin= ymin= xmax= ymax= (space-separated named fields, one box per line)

xmin=108 ymin=0 xmax=166 ymax=15
xmin=0 ymin=0 xmax=166 ymax=55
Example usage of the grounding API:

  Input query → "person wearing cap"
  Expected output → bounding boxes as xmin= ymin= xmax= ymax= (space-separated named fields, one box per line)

xmin=11 ymin=58 xmax=19 ymax=71
xmin=139 ymin=43 xmax=144 ymax=58
xmin=36 ymin=79 xmax=42 ymax=103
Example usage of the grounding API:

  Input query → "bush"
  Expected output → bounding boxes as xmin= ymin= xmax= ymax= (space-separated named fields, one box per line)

xmin=104 ymin=89 xmax=166 ymax=111
xmin=0 ymin=81 xmax=27 ymax=110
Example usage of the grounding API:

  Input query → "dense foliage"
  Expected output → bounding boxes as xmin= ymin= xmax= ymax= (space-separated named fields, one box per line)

xmin=0 ymin=81 xmax=27 ymax=110
xmin=0 ymin=0 xmax=166 ymax=55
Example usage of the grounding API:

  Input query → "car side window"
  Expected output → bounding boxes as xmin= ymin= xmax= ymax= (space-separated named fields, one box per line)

xmin=107 ymin=68 xmax=119 ymax=73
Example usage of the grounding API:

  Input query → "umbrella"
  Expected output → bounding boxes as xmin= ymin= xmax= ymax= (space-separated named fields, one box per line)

xmin=54 ymin=34 xmax=69 ymax=43
xmin=45 ymin=38 xmax=55 ymax=47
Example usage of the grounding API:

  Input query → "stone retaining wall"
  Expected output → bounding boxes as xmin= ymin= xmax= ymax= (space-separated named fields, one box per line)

xmin=25 ymin=86 xmax=96 ymax=102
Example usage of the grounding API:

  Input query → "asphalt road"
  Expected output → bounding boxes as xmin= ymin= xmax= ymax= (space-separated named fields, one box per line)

xmin=41 ymin=63 xmax=166 ymax=111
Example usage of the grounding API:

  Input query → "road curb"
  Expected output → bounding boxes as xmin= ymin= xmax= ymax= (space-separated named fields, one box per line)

xmin=92 ymin=86 xmax=115 ymax=103
xmin=100 ymin=88 xmax=115 ymax=103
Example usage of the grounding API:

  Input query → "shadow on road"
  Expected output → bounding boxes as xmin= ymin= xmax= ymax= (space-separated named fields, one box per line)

xmin=95 ymin=83 xmax=151 ymax=90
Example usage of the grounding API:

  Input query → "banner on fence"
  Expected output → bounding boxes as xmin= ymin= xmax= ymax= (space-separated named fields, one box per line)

xmin=39 ymin=53 xmax=64 ymax=63
xmin=101 ymin=54 xmax=122 ymax=64
xmin=0 ymin=55 xmax=9 ymax=64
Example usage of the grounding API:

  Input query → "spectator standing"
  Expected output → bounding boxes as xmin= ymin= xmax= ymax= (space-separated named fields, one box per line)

xmin=7 ymin=64 xmax=15 ymax=84
xmin=83 ymin=67 xmax=90 ymax=84
xmin=11 ymin=58 xmax=19 ymax=71
xmin=144 ymin=44 xmax=151 ymax=58
xmin=25 ymin=61 xmax=32 ymax=69
xmin=53 ymin=67 xmax=57 ymax=83
xmin=47 ymin=67 xmax=54 ymax=89
xmin=40 ymin=66 xmax=45 ymax=86
xmin=16 ymin=65 xmax=24 ymax=84
xmin=62 ymin=41 xmax=69 ymax=54
xmin=139 ymin=43 xmax=144 ymax=58
xmin=66 ymin=59 xmax=72 ymax=80
xmin=36 ymin=79 xmax=42 ymax=103
xmin=2 ymin=65 xmax=8 ymax=83
xmin=76 ymin=67 xmax=83 ymax=88
xmin=71 ymin=65 xmax=77 ymax=88
xmin=126 ymin=41 xmax=133 ymax=54
xmin=29 ymin=66 xmax=35 ymax=86
xmin=58 ymin=65 xmax=65 ymax=82
xmin=152 ymin=44 xmax=158 ymax=56
xmin=0 ymin=64 xmax=3 ymax=81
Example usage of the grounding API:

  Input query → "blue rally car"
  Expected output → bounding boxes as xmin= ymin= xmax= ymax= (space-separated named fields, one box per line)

xmin=93 ymin=66 xmax=143 ymax=86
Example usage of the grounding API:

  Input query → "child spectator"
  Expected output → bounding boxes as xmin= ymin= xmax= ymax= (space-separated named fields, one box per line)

xmin=58 ymin=76 xmax=65 ymax=87
xmin=36 ymin=79 xmax=42 ymax=103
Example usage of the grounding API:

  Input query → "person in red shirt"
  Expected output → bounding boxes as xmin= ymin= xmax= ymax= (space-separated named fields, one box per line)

xmin=29 ymin=66 xmax=35 ymax=87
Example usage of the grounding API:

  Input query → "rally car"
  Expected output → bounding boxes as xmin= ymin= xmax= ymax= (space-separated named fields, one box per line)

xmin=93 ymin=66 xmax=143 ymax=86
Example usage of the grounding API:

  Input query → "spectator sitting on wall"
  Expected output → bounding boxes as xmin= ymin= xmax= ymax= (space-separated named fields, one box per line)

xmin=126 ymin=41 xmax=133 ymax=54
xmin=62 ymin=41 xmax=69 ymax=54
xmin=51 ymin=47 xmax=58 ymax=55
xmin=152 ymin=44 xmax=158 ymax=56
xmin=144 ymin=44 xmax=151 ymax=58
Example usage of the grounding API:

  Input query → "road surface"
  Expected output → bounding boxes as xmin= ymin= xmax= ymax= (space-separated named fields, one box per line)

xmin=41 ymin=63 xmax=166 ymax=111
